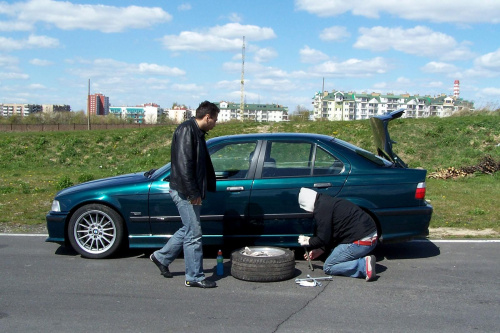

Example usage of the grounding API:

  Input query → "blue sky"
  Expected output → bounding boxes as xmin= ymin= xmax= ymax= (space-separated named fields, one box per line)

xmin=1 ymin=0 xmax=500 ymax=112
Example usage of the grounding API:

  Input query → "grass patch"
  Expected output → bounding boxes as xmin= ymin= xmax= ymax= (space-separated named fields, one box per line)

xmin=426 ymin=173 xmax=499 ymax=231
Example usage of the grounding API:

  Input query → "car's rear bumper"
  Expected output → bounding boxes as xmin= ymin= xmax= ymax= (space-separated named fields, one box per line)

xmin=45 ymin=212 xmax=68 ymax=244
xmin=373 ymin=203 xmax=433 ymax=243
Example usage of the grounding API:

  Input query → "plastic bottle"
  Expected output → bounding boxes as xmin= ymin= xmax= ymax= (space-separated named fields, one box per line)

xmin=216 ymin=249 xmax=224 ymax=276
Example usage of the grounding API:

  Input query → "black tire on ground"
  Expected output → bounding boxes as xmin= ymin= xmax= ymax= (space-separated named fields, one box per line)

xmin=68 ymin=204 xmax=125 ymax=259
xmin=231 ymin=246 xmax=296 ymax=282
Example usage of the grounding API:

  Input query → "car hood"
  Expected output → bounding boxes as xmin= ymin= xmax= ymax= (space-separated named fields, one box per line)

xmin=370 ymin=109 xmax=408 ymax=168
xmin=56 ymin=172 xmax=147 ymax=197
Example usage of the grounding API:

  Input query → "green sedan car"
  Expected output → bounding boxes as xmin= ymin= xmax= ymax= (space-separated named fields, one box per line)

xmin=46 ymin=109 xmax=432 ymax=258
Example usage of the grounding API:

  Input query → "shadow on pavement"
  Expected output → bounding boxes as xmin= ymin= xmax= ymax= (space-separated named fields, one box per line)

xmin=374 ymin=239 xmax=440 ymax=261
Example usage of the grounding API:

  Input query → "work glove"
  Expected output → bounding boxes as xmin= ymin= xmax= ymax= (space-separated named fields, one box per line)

xmin=298 ymin=235 xmax=310 ymax=246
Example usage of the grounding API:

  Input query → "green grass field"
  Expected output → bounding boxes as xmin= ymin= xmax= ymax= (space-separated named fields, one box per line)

xmin=1 ymin=112 xmax=498 ymax=236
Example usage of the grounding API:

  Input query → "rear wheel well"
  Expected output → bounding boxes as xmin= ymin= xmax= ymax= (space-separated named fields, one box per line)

xmin=361 ymin=208 xmax=382 ymax=241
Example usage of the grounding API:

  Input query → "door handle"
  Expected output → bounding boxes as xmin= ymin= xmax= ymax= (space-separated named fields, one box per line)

xmin=226 ymin=186 xmax=244 ymax=192
xmin=314 ymin=182 xmax=332 ymax=188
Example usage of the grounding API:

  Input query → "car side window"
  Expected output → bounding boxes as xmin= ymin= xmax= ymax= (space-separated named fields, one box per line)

xmin=210 ymin=142 xmax=257 ymax=179
xmin=263 ymin=142 xmax=313 ymax=177
xmin=313 ymin=146 xmax=344 ymax=175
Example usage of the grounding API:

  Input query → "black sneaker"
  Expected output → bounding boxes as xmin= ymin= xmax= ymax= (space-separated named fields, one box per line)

xmin=185 ymin=279 xmax=217 ymax=288
xmin=150 ymin=253 xmax=173 ymax=278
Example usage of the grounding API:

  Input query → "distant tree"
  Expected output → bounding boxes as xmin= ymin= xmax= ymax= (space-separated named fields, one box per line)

xmin=8 ymin=115 xmax=22 ymax=124
xmin=290 ymin=105 xmax=311 ymax=122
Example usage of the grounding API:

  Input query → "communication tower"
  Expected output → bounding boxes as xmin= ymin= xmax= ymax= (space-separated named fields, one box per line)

xmin=240 ymin=36 xmax=245 ymax=119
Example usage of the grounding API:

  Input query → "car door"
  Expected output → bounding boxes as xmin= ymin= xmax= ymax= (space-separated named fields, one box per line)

xmin=200 ymin=139 xmax=259 ymax=244
xmin=148 ymin=139 xmax=259 ymax=246
xmin=248 ymin=138 xmax=350 ymax=246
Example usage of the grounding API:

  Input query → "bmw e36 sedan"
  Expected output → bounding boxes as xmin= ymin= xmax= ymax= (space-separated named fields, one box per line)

xmin=46 ymin=109 xmax=432 ymax=258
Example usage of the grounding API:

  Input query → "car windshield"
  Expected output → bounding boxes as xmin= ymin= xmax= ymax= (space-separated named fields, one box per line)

xmin=150 ymin=163 xmax=171 ymax=179
xmin=332 ymin=138 xmax=393 ymax=167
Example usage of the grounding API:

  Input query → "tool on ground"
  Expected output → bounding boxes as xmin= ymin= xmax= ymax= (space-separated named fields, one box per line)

xmin=295 ymin=275 xmax=332 ymax=287
xmin=303 ymin=246 xmax=314 ymax=271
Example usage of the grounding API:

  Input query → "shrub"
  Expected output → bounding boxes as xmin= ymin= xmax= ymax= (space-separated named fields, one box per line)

xmin=56 ymin=176 xmax=73 ymax=190
xmin=78 ymin=174 xmax=95 ymax=183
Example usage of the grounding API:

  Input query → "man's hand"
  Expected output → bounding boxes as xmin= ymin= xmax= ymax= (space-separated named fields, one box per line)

xmin=304 ymin=248 xmax=325 ymax=260
xmin=190 ymin=197 xmax=202 ymax=205
xmin=298 ymin=235 xmax=310 ymax=246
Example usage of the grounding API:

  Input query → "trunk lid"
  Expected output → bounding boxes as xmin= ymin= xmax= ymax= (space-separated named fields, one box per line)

xmin=370 ymin=109 xmax=408 ymax=168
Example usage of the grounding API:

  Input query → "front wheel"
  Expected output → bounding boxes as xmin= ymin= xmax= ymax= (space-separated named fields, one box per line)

xmin=68 ymin=204 xmax=124 ymax=259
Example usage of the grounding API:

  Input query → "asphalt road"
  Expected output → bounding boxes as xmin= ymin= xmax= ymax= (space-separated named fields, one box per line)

xmin=1 ymin=235 xmax=499 ymax=333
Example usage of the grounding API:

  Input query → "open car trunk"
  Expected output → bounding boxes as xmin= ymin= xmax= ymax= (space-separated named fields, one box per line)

xmin=370 ymin=109 xmax=408 ymax=168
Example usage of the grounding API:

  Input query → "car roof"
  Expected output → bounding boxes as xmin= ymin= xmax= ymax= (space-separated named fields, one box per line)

xmin=208 ymin=132 xmax=335 ymax=144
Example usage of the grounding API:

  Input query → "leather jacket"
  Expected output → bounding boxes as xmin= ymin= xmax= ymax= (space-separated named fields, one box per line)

xmin=169 ymin=117 xmax=216 ymax=200
xmin=309 ymin=194 xmax=377 ymax=249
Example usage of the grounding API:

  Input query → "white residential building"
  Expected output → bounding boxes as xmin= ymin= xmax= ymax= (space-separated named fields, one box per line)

xmin=216 ymin=102 xmax=289 ymax=122
xmin=312 ymin=91 xmax=474 ymax=121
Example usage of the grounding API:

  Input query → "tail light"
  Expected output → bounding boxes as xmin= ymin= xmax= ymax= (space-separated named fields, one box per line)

xmin=415 ymin=182 xmax=426 ymax=200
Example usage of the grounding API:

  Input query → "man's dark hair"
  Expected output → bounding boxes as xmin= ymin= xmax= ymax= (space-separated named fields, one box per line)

xmin=195 ymin=101 xmax=220 ymax=119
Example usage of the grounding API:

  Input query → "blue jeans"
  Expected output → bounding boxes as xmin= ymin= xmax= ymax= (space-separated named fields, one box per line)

xmin=153 ymin=190 xmax=205 ymax=282
xmin=323 ymin=242 xmax=377 ymax=278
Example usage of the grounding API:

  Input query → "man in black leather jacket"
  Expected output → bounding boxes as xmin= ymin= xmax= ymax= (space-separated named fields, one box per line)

xmin=151 ymin=101 xmax=219 ymax=288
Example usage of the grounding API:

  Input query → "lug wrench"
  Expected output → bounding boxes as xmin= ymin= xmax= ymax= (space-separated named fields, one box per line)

xmin=295 ymin=275 xmax=333 ymax=285
xmin=304 ymin=246 xmax=314 ymax=271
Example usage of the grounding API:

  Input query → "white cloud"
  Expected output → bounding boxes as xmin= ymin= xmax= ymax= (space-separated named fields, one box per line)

xmin=319 ymin=26 xmax=350 ymax=42
xmin=373 ymin=82 xmax=387 ymax=89
xmin=29 ymin=58 xmax=53 ymax=66
xmin=311 ymin=57 xmax=390 ymax=77
xmin=171 ymin=83 xmax=202 ymax=91
xmin=295 ymin=0 xmax=500 ymax=23
xmin=354 ymin=26 xmax=474 ymax=61
xmin=0 ymin=21 xmax=32 ymax=31
xmin=0 ymin=72 xmax=29 ymax=79
xmin=27 ymin=35 xmax=59 ymax=48
xmin=177 ymin=3 xmax=192 ymax=11
xmin=28 ymin=83 xmax=46 ymax=89
xmin=480 ymin=87 xmax=500 ymax=95
xmin=474 ymin=48 xmax=500 ymax=71
xmin=0 ymin=35 xmax=59 ymax=51
xmin=421 ymin=61 xmax=458 ymax=73
xmin=461 ymin=48 xmax=500 ymax=79
xmin=300 ymin=46 xmax=329 ymax=63
xmin=0 ymin=0 xmax=172 ymax=33
xmin=160 ymin=23 xmax=276 ymax=52
xmin=161 ymin=32 xmax=243 ymax=52
xmin=228 ymin=13 xmax=243 ymax=23
xmin=253 ymin=48 xmax=278 ymax=63
xmin=250 ymin=77 xmax=298 ymax=91
xmin=208 ymin=23 xmax=276 ymax=40
xmin=0 ymin=55 xmax=18 ymax=67
xmin=425 ymin=81 xmax=444 ymax=88
xmin=68 ymin=58 xmax=185 ymax=79
xmin=138 ymin=63 xmax=185 ymax=76
xmin=396 ymin=77 xmax=411 ymax=84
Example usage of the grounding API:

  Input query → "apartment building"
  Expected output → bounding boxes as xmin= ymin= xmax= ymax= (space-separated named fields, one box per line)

xmin=163 ymin=105 xmax=191 ymax=123
xmin=312 ymin=90 xmax=474 ymax=121
xmin=88 ymin=93 xmax=109 ymax=116
xmin=217 ymin=102 xmax=289 ymax=122
xmin=109 ymin=104 xmax=163 ymax=124
xmin=1 ymin=104 xmax=44 ymax=117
